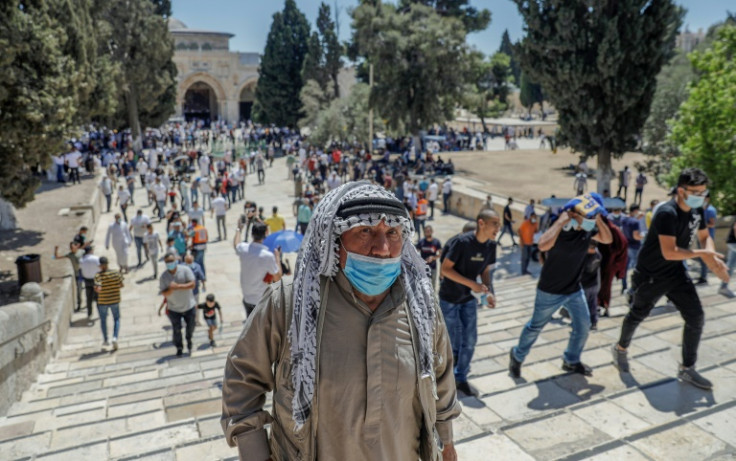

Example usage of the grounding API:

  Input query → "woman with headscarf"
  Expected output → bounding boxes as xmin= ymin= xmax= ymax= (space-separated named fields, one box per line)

xmin=222 ymin=181 xmax=461 ymax=461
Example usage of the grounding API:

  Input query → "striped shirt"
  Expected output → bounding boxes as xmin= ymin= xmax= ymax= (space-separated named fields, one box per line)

xmin=94 ymin=270 xmax=123 ymax=305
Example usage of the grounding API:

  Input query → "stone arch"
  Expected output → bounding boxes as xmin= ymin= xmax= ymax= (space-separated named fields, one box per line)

xmin=178 ymin=72 xmax=228 ymax=123
xmin=236 ymin=77 xmax=258 ymax=122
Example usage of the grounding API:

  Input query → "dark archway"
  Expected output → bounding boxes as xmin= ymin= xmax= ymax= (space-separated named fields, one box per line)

xmin=183 ymin=81 xmax=218 ymax=126
xmin=239 ymin=83 xmax=256 ymax=122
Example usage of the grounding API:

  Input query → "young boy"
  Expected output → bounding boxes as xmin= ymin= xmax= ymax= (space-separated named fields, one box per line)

xmin=197 ymin=294 xmax=222 ymax=347
xmin=143 ymin=223 xmax=163 ymax=279
xmin=582 ymin=242 xmax=602 ymax=330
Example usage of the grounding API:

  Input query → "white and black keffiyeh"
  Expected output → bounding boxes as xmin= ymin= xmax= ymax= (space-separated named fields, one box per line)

xmin=289 ymin=181 xmax=437 ymax=430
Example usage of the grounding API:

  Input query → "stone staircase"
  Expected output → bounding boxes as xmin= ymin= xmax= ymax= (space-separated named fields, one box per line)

xmin=2 ymin=271 xmax=735 ymax=460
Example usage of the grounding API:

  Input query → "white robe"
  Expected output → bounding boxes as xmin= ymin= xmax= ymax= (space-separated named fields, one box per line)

xmin=106 ymin=222 xmax=132 ymax=267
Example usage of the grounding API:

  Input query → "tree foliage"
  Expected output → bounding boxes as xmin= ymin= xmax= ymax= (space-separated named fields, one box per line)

xmin=498 ymin=29 xmax=520 ymax=85
xmin=464 ymin=50 xmax=513 ymax=130
xmin=103 ymin=0 xmax=177 ymax=147
xmin=351 ymin=2 xmax=469 ymax=143
xmin=513 ymin=0 xmax=683 ymax=193
xmin=399 ymin=0 xmax=490 ymax=33
xmin=254 ymin=0 xmax=310 ymax=127
xmin=670 ymin=25 xmax=736 ymax=214
xmin=316 ymin=2 xmax=343 ymax=99
xmin=519 ymin=71 xmax=544 ymax=116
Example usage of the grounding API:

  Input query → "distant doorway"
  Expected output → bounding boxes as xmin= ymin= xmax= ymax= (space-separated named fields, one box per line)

xmin=239 ymin=83 xmax=256 ymax=122
xmin=183 ymin=82 xmax=218 ymax=126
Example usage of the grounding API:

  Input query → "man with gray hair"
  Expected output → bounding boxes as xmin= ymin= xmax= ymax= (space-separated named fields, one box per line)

xmin=159 ymin=253 xmax=196 ymax=356
xmin=222 ymin=181 xmax=460 ymax=461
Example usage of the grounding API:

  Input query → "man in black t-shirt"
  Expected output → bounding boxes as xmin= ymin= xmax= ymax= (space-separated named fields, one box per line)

xmin=439 ymin=210 xmax=500 ymax=396
xmin=510 ymin=195 xmax=612 ymax=379
xmin=613 ymin=168 xmax=729 ymax=390
xmin=416 ymin=225 xmax=442 ymax=290
xmin=497 ymin=197 xmax=518 ymax=247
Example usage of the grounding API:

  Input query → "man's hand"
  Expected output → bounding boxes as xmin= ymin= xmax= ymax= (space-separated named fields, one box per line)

xmin=470 ymin=281 xmax=489 ymax=294
xmin=702 ymin=252 xmax=730 ymax=283
xmin=486 ymin=293 xmax=496 ymax=309
xmin=442 ymin=443 xmax=457 ymax=461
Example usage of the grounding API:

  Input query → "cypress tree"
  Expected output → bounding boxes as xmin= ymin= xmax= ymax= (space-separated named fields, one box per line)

xmin=253 ymin=0 xmax=311 ymax=127
xmin=498 ymin=29 xmax=520 ymax=85
xmin=513 ymin=0 xmax=683 ymax=193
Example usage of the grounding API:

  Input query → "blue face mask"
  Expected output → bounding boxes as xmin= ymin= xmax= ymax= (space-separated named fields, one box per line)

xmin=581 ymin=218 xmax=597 ymax=232
xmin=684 ymin=193 xmax=705 ymax=209
xmin=166 ymin=262 xmax=177 ymax=271
xmin=343 ymin=250 xmax=401 ymax=296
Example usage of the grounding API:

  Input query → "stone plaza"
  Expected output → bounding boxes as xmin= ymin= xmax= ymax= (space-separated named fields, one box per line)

xmin=1 ymin=151 xmax=735 ymax=460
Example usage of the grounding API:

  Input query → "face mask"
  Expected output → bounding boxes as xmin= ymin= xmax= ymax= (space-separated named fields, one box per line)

xmin=166 ymin=262 xmax=177 ymax=271
xmin=684 ymin=193 xmax=705 ymax=209
xmin=343 ymin=250 xmax=401 ymax=296
xmin=611 ymin=213 xmax=621 ymax=219
xmin=581 ymin=218 xmax=597 ymax=232
xmin=530 ymin=219 xmax=537 ymax=224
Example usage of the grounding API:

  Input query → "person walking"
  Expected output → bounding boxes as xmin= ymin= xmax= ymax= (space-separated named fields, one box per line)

xmin=233 ymin=222 xmax=281 ymax=316
xmin=115 ymin=184 xmax=131 ymax=222
xmin=573 ymin=172 xmax=588 ymax=196
xmin=105 ymin=213 xmax=132 ymax=274
xmin=634 ymin=170 xmax=648 ymax=205
xmin=222 ymin=182 xmax=460 ymax=460
xmin=211 ymin=193 xmax=229 ymax=241
xmin=497 ymin=197 xmax=518 ymax=247
xmin=617 ymin=166 xmax=631 ymax=202
xmin=509 ymin=195 xmax=612 ymax=379
xmin=94 ymin=256 xmax=123 ymax=351
xmin=518 ymin=212 xmax=539 ymax=275
xmin=719 ymin=222 xmax=736 ymax=298
xmin=416 ymin=224 xmax=442 ymax=290
xmin=428 ymin=178 xmax=439 ymax=219
xmin=264 ymin=206 xmax=286 ymax=234
xmin=54 ymin=242 xmax=83 ymax=312
xmin=189 ymin=218 xmax=209 ymax=276
xmin=99 ymin=175 xmax=113 ymax=213
xmin=256 ymin=152 xmax=266 ymax=184
xmin=152 ymin=177 xmax=168 ymax=220
xmin=439 ymin=209 xmax=500 ymax=396
xmin=159 ymin=253 xmax=196 ymax=356
xmin=612 ymin=168 xmax=729 ymax=390
xmin=197 ymin=293 xmax=222 ymax=348
xmin=582 ymin=242 xmax=602 ymax=330
xmin=79 ymin=246 xmax=100 ymax=320
xmin=696 ymin=192 xmax=718 ymax=286
xmin=65 ymin=145 xmax=82 ymax=184
xmin=143 ymin=223 xmax=162 ymax=279
xmin=129 ymin=209 xmax=151 ymax=268
xmin=441 ymin=176 xmax=452 ymax=214
xmin=296 ymin=199 xmax=312 ymax=235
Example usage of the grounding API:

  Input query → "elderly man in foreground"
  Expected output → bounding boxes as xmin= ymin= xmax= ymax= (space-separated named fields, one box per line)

xmin=222 ymin=181 xmax=461 ymax=461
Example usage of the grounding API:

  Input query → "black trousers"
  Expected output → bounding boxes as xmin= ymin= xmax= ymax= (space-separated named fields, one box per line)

xmin=243 ymin=300 xmax=256 ymax=316
xmin=167 ymin=308 xmax=196 ymax=351
xmin=618 ymin=270 xmax=704 ymax=367
xmin=83 ymin=278 xmax=96 ymax=317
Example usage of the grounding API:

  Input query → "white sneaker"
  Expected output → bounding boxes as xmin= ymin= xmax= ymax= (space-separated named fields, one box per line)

xmin=112 ymin=338 xmax=118 ymax=351
xmin=718 ymin=287 xmax=735 ymax=298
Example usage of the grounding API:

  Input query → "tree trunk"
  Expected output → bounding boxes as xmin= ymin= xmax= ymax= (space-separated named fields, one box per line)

xmin=126 ymin=85 xmax=143 ymax=151
xmin=597 ymin=150 xmax=613 ymax=195
xmin=0 ymin=198 xmax=18 ymax=231
xmin=412 ymin=132 xmax=422 ymax=161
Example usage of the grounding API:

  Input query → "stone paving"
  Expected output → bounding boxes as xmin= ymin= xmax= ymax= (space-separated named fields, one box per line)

xmin=1 ymin=156 xmax=736 ymax=460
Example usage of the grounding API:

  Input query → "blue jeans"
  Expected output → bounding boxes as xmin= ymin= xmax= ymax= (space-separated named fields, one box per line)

xmin=512 ymin=288 xmax=590 ymax=365
xmin=192 ymin=248 xmax=206 ymax=276
xmin=156 ymin=200 xmax=166 ymax=219
xmin=439 ymin=298 xmax=478 ymax=383
xmin=722 ymin=244 xmax=736 ymax=289
xmin=98 ymin=303 xmax=120 ymax=342
xmin=134 ymin=236 xmax=146 ymax=265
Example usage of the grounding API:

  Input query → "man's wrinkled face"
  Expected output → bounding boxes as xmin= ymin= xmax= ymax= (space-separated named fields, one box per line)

xmin=339 ymin=221 xmax=403 ymax=268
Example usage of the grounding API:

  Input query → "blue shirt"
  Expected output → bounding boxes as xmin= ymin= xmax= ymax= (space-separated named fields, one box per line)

xmin=705 ymin=205 xmax=717 ymax=239
xmin=621 ymin=217 xmax=641 ymax=250
xmin=188 ymin=262 xmax=206 ymax=295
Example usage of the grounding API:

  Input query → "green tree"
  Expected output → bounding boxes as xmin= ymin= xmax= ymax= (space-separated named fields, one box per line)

xmin=316 ymin=2 xmax=343 ymax=99
xmin=254 ymin=0 xmax=311 ymax=127
xmin=513 ymin=0 xmax=683 ymax=193
xmin=351 ymin=2 xmax=469 ymax=151
xmin=519 ymin=71 xmax=543 ymax=117
xmin=498 ymin=29 xmax=520 ymax=85
xmin=102 ymin=0 xmax=177 ymax=149
xmin=464 ymin=51 xmax=512 ymax=131
xmin=302 ymin=32 xmax=325 ymax=87
xmin=399 ymin=0 xmax=490 ymax=33
xmin=670 ymin=25 xmax=736 ymax=214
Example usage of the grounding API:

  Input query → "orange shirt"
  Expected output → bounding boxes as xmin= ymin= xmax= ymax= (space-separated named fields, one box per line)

xmin=518 ymin=219 xmax=538 ymax=246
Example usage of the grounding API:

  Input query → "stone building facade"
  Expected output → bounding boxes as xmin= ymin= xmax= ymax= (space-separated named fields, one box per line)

xmin=169 ymin=18 xmax=260 ymax=123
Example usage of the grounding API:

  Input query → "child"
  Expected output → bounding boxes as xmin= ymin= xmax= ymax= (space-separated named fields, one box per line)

xmin=582 ymin=241 xmax=602 ymax=330
xmin=143 ymin=223 xmax=162 ymax=279
xmin=197 ymin=294 xmax=222 ymax=347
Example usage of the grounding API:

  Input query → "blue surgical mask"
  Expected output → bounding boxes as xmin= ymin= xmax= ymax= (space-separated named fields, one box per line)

xmin=581 ymin=218 xmax=597 ymax=232
xmin=684 ymin=193 xmax=705 ymax=209
xmin=166 ymin=262 xmax=177 ymax=271
xmin=343 ymin=251 xmax=401 ymax=296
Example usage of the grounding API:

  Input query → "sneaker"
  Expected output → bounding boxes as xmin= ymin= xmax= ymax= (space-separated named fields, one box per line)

xmin=210 ymin=340 xmax=217 ymax=348
xmin=456 ymin=381 xmax=479 ymax=397
xmin=112 ymin=338 xmax=118 ymax=351
xmin=611 ymin=344 xmax=630 ymax=373
xmin=718 ymin=286 xmax=735 ymax=298
xmin=695 ymin=278 xmax=708 ymax=286
xmin=187 ymin=340 xmax=193 ymax=353
xmin=509 ymin=349 xmax=522 ymax=378
xmin=590 ymin=323 xmax=598 ymax=331
xmin=678 ymin=366 xmax=713 ymax=390
xmin=562 ymin=361 xmax=593 ymax=376
xmin=176 ymin=348 xmax=183 ymax=357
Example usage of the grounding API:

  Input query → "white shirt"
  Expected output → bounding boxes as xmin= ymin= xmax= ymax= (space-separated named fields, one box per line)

xmin=65 ymin=151 xmax=82 ymax=168
xmin=188 ymin=207 xmax=204 ymax=224
xmin=235 ymin=241 xmax=279 ymax=305
xmin=105 ymin=221 xmax=131 ymax=248
xmin=153 ymin=183 xmax=167 ymax=201
xmin=130 ymin=214 xmax=151 ymax=237
xmin=52 ymin=155 xmax=64 ymax=166
xmin=211 ymin=196 xmax=227 ymax=216
xmin=79 ymin=254 xmax=100 ymax=279
xmin=199 ymin=155 xmax=210 ymax=174
xmin=144 ymin=232 xmax=161 ymax=255
xmin=428 ymin=183 xmax=439 ymax=201
xmin=442 ymin=180 xmax=452 ymax=195
xmin=118 ymin=189 xmax=131 ymax=205
xmin=199 ymin=179 xmax=211 ymax=194
xmin=327 ymin=176 xmax=341 ymax=190
xmin=137 ymin=160 xmax=148 ymax=175
xmin=99 ymin=177 xmax=113 ymax=195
